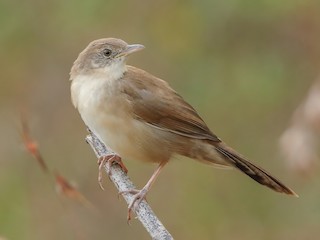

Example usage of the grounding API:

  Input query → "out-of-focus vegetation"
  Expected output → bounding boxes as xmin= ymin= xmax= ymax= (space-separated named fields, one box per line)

xmin=1 ymin=0 xmax=320 ymax=239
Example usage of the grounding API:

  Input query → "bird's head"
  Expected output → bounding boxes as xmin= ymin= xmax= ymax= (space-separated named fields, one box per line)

xmin=70 ymin=38 xmax=144 ymax=80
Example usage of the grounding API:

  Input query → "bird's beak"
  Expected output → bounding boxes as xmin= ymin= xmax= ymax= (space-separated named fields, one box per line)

xmin=117 ymin=44 xmax=145 ymax=58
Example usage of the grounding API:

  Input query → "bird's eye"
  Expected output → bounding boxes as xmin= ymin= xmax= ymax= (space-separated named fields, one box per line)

xmin=103 ymin=49 xmax=112 ymax=57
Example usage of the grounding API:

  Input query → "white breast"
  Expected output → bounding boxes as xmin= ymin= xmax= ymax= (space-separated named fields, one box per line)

xmin=71 ymin=72 xmax=122 ymax=143
xmin=71 ymin=71 xmax=147 ymax=161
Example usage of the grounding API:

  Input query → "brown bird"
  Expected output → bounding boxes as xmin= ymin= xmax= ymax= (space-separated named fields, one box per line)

xmin=70 ymin=38 xmax=297 ymax=217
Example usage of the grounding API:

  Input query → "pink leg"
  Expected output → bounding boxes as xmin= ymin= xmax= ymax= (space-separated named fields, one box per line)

xmin=119 ymin=160 xmax=168 ymax=221
xmin=98 ymin=154 xmax=128 ymax=190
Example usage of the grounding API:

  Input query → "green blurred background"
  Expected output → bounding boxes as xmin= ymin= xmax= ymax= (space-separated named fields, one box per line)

xmin=1 ymin=0 xmax=320 ymax=239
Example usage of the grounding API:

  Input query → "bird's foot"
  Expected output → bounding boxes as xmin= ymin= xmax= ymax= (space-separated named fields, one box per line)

xmin=97 ymin=154 xmax=128 ymax=190
xmin=119 ymin=188 xmax=149 ymax=222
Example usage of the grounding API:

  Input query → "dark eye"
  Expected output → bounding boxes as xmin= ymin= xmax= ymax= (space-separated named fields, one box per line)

xmin=103 ymin=49 xmax=112 ymax=57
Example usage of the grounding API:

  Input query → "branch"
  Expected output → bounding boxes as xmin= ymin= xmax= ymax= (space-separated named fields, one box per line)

xmin=279 ymin=77 xmax=320 ymax=174
xmin=85 ymin=130 xmax=174 ymax=240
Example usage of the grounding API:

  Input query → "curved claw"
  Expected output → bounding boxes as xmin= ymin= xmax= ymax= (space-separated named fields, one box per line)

xmin=97 ymin=154 xmax=127 ymax=190
xmin=119 ymin=188 xmax=148 ymax=222
xmin=119 ymin=161 xmax=168 ymax=222
xmin=118 ymin=189 xmax=138 ymax=199
xmin=98 ymin=157 xmax=108 ymax=190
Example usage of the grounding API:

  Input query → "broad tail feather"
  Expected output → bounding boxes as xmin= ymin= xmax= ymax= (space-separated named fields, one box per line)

xmin=215 ymin=145 xmax=298 ymax=197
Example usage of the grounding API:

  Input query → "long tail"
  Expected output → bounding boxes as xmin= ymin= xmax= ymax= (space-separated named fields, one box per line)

xmin=215 ymin=144 xmax=297 ymax=196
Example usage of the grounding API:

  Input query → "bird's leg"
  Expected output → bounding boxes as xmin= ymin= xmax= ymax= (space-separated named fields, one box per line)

xmin=120 ymin=160 xmax=168 ymax=221
xmin=98 ymin=154 xmax=128 ymax=190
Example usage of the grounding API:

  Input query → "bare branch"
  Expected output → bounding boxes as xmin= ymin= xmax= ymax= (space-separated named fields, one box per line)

xmin=20 ymin=110 xmax=48 ymax=172
xmin=54 ymin=171 xmax=95 ymax=210
xmin=85 ymin=130 xmax=174 ymax=240
xmin=279 ymin=77 xmax=320 ymax=174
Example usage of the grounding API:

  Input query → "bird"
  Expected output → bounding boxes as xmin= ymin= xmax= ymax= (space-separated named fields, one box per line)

xmin=70 ymin=38 xmax=297 ymax=219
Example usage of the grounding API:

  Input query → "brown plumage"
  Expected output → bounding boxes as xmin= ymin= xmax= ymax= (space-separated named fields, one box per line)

xmin=70 ymin=38 xmax=297 ymax=219
xmin=119 ymin=66 xmax=296 ymax=196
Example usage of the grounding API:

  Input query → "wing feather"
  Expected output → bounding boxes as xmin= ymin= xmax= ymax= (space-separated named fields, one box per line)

xmin=120 ymin=66 xmax=220 ymax=143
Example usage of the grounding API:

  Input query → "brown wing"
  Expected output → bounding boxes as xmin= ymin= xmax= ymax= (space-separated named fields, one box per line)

xmin=120 ymin=66 xmax=220 ymax=142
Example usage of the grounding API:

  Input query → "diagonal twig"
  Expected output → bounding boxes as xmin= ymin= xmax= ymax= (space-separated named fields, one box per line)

xmin=85 ymin=130 xmax=173 ymax=240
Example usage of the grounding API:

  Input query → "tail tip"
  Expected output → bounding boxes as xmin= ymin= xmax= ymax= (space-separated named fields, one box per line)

xmin=283 ymin=188 xmax=299 ymax=198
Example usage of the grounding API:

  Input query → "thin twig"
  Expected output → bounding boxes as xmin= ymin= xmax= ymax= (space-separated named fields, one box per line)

xmin=279 ymin=77 xmax=320 ymax=174
xmin=85 ymin=130 xmax=174 ymax=240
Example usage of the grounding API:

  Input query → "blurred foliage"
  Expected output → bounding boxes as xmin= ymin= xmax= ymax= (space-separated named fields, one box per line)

xmin=1 ymin=0 xmax=320 ymax=239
